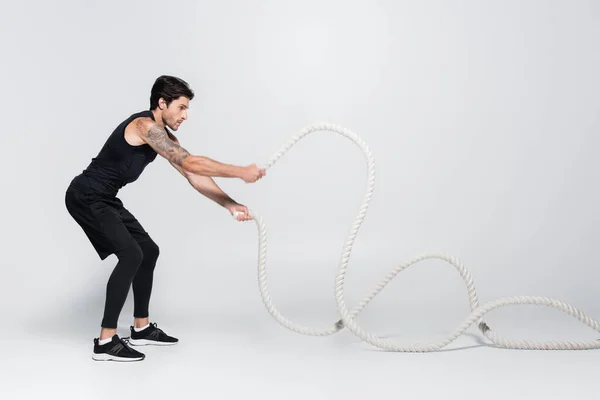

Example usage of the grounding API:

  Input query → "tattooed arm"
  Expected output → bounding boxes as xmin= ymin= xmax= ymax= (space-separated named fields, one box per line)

xmin=164 ymin=131 xmax=240 ymax=208
xmin=135 ymin=118 xmax=265 ymax=183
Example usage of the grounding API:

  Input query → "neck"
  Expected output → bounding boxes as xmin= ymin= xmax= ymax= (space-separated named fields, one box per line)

xmin=150 ymin=109 xmax=166 ymax=128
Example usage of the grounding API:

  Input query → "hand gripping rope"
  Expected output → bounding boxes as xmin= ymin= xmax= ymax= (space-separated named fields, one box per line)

xmin=233 ymin=122 xmax=600 ymax=352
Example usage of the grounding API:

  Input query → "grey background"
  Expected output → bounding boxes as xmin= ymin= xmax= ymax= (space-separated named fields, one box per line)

xmin=1 ymin=0 xmax=599 ymax=398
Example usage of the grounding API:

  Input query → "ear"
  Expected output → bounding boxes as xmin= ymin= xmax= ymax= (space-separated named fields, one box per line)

xmin=159 ymin=98 xmax=166 ymax=110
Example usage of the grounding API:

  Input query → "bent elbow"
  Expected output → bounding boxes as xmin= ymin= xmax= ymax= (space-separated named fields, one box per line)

xmin=180 ymin=156 xmax=194 ymax=176
xmin=181 ymin=155 xmax=204 ymax=177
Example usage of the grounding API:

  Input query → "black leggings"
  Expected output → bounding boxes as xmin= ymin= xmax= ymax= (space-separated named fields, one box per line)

xmin=102 ymin=239 xmax=160 ymax=329
xmin=64 ymin=186 xmax=161 ymax=329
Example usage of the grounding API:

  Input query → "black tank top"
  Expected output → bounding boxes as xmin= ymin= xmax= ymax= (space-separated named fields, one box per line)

xmin=69 ymin=110 xmax=160 ymax=198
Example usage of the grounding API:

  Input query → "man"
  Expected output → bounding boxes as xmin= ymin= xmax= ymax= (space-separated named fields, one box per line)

xmin=65 ymin=75 xmax=265 ymax=362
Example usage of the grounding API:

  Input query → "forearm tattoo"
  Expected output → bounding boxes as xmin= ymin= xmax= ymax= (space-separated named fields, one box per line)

xmin=146 ymin=125 xmax=190 ymax=166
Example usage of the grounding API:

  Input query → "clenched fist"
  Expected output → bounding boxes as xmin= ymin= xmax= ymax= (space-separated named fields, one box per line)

xmin=226 ymin=202 xmax=252 ymax=221
xmin=240 ymin=163 xmax=266 ymax=183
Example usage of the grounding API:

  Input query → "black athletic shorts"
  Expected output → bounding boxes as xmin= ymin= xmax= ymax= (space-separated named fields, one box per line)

xmin=65 ymin=184 xmax=152 ymax=260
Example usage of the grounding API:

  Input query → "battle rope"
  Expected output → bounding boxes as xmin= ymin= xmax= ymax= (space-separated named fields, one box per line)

xmin=233 ymin=122 xmax=600 ymax=351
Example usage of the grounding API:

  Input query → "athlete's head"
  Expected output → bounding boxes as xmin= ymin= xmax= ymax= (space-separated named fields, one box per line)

xmin=150 ymin=75 xmax=195 ymax=131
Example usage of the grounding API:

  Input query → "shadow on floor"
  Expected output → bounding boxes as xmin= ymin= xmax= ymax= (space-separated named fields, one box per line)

xmin=339 ymin=330 xmax=498 ymax=353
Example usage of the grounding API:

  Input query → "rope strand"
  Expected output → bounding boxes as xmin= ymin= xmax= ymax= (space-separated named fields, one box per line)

xmin=234 ymin=122 xmax=600 ymax=351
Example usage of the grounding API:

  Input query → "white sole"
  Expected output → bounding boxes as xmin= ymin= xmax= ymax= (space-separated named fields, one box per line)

xmin=127 ymin=338 xmax=178 ymax=346
xmin=92 ymin=353 xmax=145 ymax=362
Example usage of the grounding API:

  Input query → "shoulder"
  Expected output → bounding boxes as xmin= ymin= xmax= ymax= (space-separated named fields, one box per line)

xmin=128 ymin=117 xmax=181 ymax=146
xmin=131 ymin=117 xmax=159 ymax=135
xmin=130 ymin=117 xmax=178 ymax=142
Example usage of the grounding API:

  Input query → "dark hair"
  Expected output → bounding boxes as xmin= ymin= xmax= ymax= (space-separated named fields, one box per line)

xmin=149 ymin=75 xmax=194 ymax=110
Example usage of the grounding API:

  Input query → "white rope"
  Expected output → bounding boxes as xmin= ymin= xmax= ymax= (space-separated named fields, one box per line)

xmin=233 ymin=122 xmax=600 ymax=351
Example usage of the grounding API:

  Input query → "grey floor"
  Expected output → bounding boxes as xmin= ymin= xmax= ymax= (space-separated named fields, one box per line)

xmin=4 ymin=236 xmax=600 ymax=399
xmin=4 ymin=298 xmax=600 ymax=399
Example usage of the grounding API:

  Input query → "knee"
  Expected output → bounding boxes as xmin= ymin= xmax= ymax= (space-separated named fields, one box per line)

xmin=117 ymin=241 xmax=144 ymax=268
xmin=140 ymin=240 xmax=160 ymax=266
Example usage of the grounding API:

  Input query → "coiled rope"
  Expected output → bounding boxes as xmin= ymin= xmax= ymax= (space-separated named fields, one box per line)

xmin=234 ymin=122 xmax=600 ymax=351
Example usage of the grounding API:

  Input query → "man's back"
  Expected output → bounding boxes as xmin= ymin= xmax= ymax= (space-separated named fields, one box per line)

xmin=69 ymin=110 xmax=159 ymax=198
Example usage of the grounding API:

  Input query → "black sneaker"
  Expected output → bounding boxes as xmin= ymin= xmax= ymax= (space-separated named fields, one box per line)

xmin=92 ymin=335 xmax=145 ymax=362
xmin=127 ymin=322 xmax=178 ymax=346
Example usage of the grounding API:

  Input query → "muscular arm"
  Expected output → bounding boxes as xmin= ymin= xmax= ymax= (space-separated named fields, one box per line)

xmin=165 ymin=132 xmax=238 ymax=208
xmin=187 ymin=173 xmax=238 ymax=207
xmin=138 ymin=119 xmax=244 ymax=178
